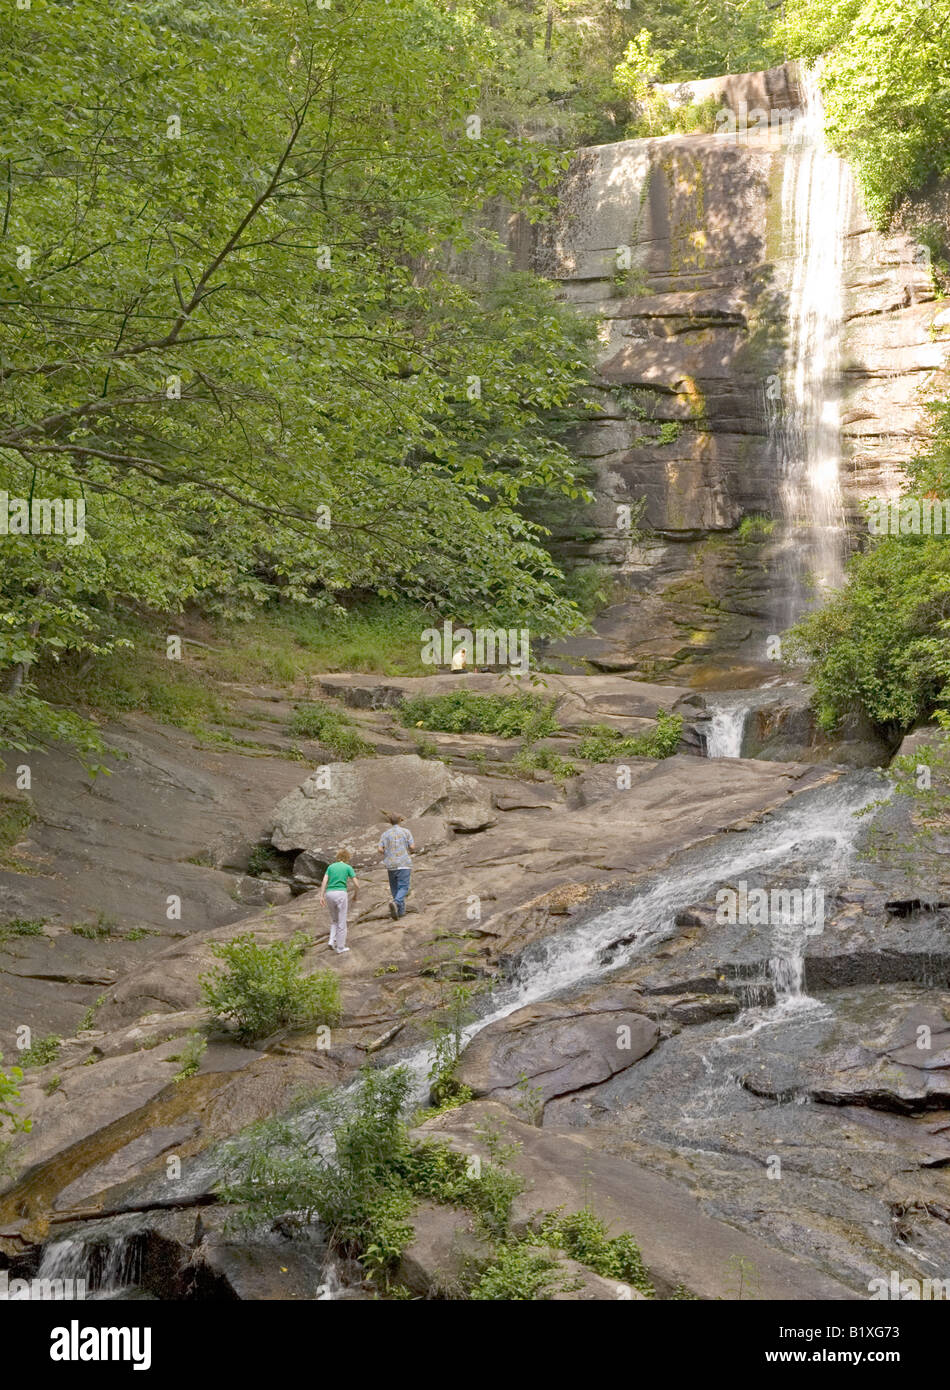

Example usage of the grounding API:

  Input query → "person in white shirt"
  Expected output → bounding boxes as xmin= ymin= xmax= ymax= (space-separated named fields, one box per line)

xmin=378 ymin=813 xmax=415 ymax=920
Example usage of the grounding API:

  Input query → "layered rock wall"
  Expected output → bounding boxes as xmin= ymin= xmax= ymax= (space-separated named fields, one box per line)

xmin=519 ymin=63 xmax=950 ymax=677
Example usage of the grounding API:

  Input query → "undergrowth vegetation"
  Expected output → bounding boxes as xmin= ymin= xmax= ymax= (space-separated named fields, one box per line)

xmin=218 ymin=1066 xmax=655 ymax=1300
xmin=399 ymin=690 xmax=560 ymax=740
xmin=200 ymin=933 xmax=342 ymax=1043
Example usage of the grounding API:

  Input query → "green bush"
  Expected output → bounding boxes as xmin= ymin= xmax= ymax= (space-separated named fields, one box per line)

xmin=471 ymin=1243 xmax=564 ymax=1300
xmin=539 ymin=1206 xmax=654 ymax=1296
xmin=737 ymin=514 xmax=775 ymax=540
xmin=397 ymin=1141 xmax=523 ymax=1240
xmin=200 ymin=932 xmax=342 ymax=1042
xmin=220 ymin=1067 xmax=416 ymax=1270
xmin=787 ymin=534 xmax=950 ymax=735
xmin=19 ymin=1034 xmax=61 ymax=1068
xmin=171 ymin=1030 xmax=208 ymax=1082
xmin=781 ymin=0 xmax=950 ymax=223
xmin=512 ymin=746 xmax=578 ymax=781
xmin=576 ymin=710 xmax=683 ymax=761
xmin=0 ymin=1053 xmax=30 ymax=1135
xmin=288 ymin=702 xmax=374 ymax=760
xmin=399 ymin=690 xmax=559 ymax=740
xmin=219 ymin=1066 xmax=525 ymax=1282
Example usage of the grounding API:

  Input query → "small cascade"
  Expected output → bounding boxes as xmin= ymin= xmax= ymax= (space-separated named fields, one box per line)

xmin=315 ymin=1260 xmax=347 ymax=1300
xmin=704 ymin=700 xmax=752 ymax=758
xmin=13 ymin=1232 xmax=143 ymax=1300
xmin=777 ymin=66 xmax=854 ymax=625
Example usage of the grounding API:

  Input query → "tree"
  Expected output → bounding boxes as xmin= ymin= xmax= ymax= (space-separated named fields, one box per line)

xmin=781 ymin=0 xmax=950 ymax=222
xmin=0 ymin=0 xmax=596 ymax=752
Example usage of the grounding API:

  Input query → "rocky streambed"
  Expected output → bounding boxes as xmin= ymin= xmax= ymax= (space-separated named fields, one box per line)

xmin=1 ymin=671 xmax=948 ymax=1300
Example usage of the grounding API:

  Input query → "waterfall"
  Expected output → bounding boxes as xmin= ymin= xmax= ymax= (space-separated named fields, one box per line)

xmin=13 ymin=1232 xmax=143 ymax=1300
xmin=777 ymin=68 xmax=854 ymax=624
xmin=704 ymin=700 xmax=751 ymax=758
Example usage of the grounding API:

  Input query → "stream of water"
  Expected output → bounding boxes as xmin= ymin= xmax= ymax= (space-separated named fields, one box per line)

xmin=31 ymin=771 xmax=884 ymax=1297
xmin=777 ymin=67 xmax=854 ymax=625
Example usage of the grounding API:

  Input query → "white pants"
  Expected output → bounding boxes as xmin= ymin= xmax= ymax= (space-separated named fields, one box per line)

xmin=325 ymin=890 xmax=349 ymax=950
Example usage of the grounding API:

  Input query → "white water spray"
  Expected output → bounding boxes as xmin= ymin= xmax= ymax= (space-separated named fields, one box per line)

xmin=705 ymin=699 xmax=752 ymax=758
xmin=778 ymin=68 xmax=854 ymax=621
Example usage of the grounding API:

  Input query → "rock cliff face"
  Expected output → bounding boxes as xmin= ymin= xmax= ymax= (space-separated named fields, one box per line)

xmin=501 ymin=64 xmax=950 ymax=680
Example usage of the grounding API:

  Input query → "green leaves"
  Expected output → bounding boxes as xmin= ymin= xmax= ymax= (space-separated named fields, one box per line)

xmin=782 ymin=0 xmax=950 ymax=222
xmin=0 ymin=0 xmax=599 ymax=751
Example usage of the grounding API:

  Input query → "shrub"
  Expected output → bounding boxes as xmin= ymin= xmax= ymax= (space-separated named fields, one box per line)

xmin=71 ymin=913 xmax=117 ymax=939
xmin=539 ymin=1206 xmax=654 ymax=1296
xmin=576 ymin=710 xmax=682 ymax=761
xmin=200 ymin=932 xmax=342 ymax=1042
xmin=288 ymin=702 xmax=374 ymax=760
xmin=219 ymin=1066 xmax=524 ymax=1282
xmin=512 ymin=746 xmax=578 ymax=781
xmin=171 ymin=1030 xmax=208 ymax=1082
xmin=0 ymin=1053 xmax=30 ymax=1134
xmin=787 ymin=532 xmax=950 ymax=736
xmin=19 ymin=1034 xmax=61 ymax=1068
xmin=219 ymin=1066 xmax=415 ymax=1269
xmin=399 ymin=690 xmax=559 ymax=740
xmin=737 ymin=514 xmax=775 ymax=540
xmin=246 ymin=845 xmax=281 ymax=878
xmin=471 ymin=1243 xmax=565 ymax=1300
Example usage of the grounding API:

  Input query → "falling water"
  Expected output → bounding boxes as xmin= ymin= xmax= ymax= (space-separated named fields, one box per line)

xmin=777 ymin=68 xmax=854 ymax=624
xmin=704 ymin=698 xmax=753 ymax=758
xmin=17 ymin=1232 xmax=144 ymax=1300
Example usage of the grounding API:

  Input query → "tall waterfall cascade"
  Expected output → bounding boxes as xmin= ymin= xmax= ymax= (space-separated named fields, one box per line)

xmin=777 ymin=70 xmax=855 ymax=624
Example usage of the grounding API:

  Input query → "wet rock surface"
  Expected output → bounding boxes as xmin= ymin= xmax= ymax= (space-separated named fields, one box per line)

xmin=1 ymin=670 xmax=948 ymax=1300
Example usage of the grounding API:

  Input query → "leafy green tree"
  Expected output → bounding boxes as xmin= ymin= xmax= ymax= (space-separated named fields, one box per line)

xmin=781 ymin=0 xmax=950 ymax=221
xmin=0 ymin=0 xmax=597 ymax=755
xmin=788 ymin=406 xmax=950 ymax=737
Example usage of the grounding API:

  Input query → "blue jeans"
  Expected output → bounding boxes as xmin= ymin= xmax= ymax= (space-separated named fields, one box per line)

xmin=388 ymin=868 xmax=411 ymax=916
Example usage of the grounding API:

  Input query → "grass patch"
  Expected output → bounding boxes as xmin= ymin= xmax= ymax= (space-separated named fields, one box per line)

xmin=204 ymin=599 xmax=434 ymax=680
xmin=171 ymin=1030 xmax=208 ymax=1082
xmin=32 ymin=599 xmax=437 ymax=748
xmin=38 ymin=636 xmax=226 ymax=733
xmin=575 ymin=711 xmax=683 ymax=762
xmin=78 ymin=994 xmax=107 ymax=1032
xmin=288 ymin=702 xmax=374 ymax=760
xmin=70 ymin=913 xmax=118 ymax=940
xmin=399 ymin=690 xmax=559 ymax=740
xmin=737 ymin=514 xmax=775 ymax=540
xmin=0 ymin=918 xmax=46 ymax=939
xmin=471 ymin=1244 xmax=566 ymax=1300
